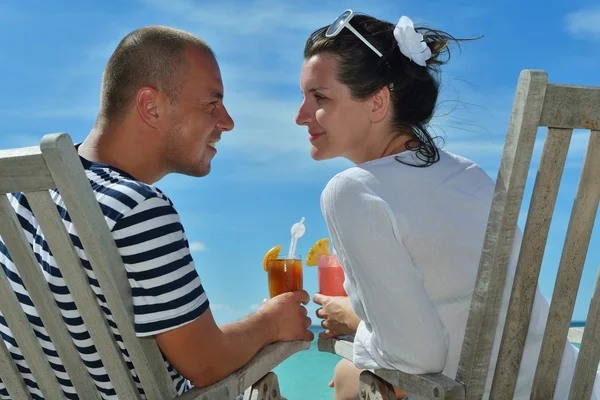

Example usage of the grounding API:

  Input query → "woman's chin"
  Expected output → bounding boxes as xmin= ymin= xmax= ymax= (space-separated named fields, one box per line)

xmin=310 ymin=146 xmax=336 ymax=161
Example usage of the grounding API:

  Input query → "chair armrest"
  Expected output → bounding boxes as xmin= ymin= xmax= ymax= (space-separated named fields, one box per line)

xmin=318 ymin=337 xmax=465 ymax=400
xmin=178 ymin=340 xmax=310 ymax=400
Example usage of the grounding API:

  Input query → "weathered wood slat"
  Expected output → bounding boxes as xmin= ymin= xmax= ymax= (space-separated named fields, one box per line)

xmin=243 ymin=372 xmax=282 ymax=400
xmin=568 ymin=132 xmax=600 ymax=400
xmin=26 ymin=190 xmax=139 ymax=399
xmin=39 ymin=133 xmax=176 ymax=400
xmin=180 ymin=341 xmax=310 ymax=400
xmin=0 ymin=272 xmax=60 ymax=398
xmin=318 ymin=338 xmax=465 ymax=400
xmin=0 ymin=147 xmax=54 ymax=194
xmin=456 ymin=69 xmax=549 ymax=400
xmin=532 ymin=129 xmax=600 ymax=399
xmin=0 ymin=194 xmax=98 ymax=398
xmin=0 ymin=312 xmax=32 ymax=399
xmin=490 ymin=127 xmax=572 ymax=398
xmin=539 ymin=84 xmax=600 ymax=129
xmin=569 ymin=269 xmax=600 ymax=400
xmin=0 ymin=198 xmax=63 ymax=398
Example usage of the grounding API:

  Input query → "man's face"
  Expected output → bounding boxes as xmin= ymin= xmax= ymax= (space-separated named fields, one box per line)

xmin=163 ymin=47 xmax=234 ymax=177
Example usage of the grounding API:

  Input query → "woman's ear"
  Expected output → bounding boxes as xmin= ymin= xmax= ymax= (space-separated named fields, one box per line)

xmin=365 ymin=86 xmax=391 ymax=123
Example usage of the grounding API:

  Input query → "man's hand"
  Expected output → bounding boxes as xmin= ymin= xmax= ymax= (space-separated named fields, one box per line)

xmin=313 ymin=294 xmax=360 ymax=339
xmin=258 ymin=290 xmax=314 ymax=343
xmin=154 ymin=290 xmax=312 ymax=388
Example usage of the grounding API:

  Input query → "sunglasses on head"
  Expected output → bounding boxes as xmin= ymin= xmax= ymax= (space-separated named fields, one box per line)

xmin=325 ymin=9 xmax=383 ymax=57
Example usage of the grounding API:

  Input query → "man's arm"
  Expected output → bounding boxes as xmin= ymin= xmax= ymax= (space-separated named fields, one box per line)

xmin=111 ymin=195 xmax=312 ymax=386
xmin=154 ymin=290 xmax=313 ymax=388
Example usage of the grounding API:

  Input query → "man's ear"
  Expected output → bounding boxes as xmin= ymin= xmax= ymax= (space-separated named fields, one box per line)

xmin=365 ymin=86 xmax=391 ymax=123
xmin=136 ymin=86 xmax=160 ymax=128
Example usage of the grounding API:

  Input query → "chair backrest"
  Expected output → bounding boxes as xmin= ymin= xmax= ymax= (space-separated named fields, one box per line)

xmin=456 ymin=70 xmax=600 ymax=399
xmin=0 ymin=133 xmax=177 ymax=400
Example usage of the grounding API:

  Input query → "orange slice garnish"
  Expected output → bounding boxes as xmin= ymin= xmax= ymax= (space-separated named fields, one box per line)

xmin=263 ymin=245 xmax=282 ymax=271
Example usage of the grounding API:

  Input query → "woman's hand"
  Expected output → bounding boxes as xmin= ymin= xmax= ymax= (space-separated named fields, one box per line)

xmin=313 ymin=294 xmax=361 ymax=339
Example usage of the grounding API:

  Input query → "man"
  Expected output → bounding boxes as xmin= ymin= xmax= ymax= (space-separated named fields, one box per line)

xmin=0 ymin=26 xmax=313 ymax=398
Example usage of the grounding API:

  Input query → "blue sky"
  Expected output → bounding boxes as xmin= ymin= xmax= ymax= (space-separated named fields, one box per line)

xmin=1 ymin=0 xmax=598 ymax=325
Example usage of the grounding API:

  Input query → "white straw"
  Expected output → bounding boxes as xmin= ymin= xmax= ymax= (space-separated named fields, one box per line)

xmin=287 ymin=217 xmax=305 ymax=259
xmin=288 ymin=236 xmax=296 ymax=259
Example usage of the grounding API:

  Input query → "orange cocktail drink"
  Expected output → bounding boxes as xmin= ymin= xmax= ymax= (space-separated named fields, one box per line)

xmin=263 ymin=218 xmax=307 ymax=298
xmin=266 ymin=256 xmax=303 ymax=298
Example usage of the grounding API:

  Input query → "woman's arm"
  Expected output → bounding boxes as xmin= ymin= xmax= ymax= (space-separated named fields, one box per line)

xmin=321 ymin=173 xmax=449 ymax=374
xmin=313 ymin=293 xmax=360 ymax=339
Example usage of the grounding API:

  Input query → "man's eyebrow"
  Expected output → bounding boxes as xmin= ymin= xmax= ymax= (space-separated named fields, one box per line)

xmin=211 ymin=91 xmax=224 ymax=100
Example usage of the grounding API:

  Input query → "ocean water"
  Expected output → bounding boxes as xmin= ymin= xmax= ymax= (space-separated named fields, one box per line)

xmin=273 ymin=327 xmax=340 ymax=400
xmin=274 ymin=324 xmax=586 ymax=399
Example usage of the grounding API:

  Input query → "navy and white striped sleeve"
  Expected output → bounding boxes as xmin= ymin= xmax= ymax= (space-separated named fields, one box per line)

xmin=111 ymin=195 xmax=209 ymax=337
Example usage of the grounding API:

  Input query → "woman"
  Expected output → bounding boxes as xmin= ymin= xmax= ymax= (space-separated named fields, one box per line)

xmin=295 ymin=10 xmax=595 ymax=400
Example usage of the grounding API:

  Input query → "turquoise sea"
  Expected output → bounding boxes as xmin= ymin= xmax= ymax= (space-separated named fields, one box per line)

xmin=273 ymin=327 xmax=340 ymax=400
xmin=275 ymin=323 xmax=586 ymax=399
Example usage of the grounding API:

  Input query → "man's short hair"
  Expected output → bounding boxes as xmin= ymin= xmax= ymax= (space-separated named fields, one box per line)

xmin=98 ymin=25 xmax=213 ymax=122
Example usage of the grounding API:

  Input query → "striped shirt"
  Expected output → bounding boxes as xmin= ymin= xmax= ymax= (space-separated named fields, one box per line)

xmin=0 ymin=154 xmax=209 ymax=399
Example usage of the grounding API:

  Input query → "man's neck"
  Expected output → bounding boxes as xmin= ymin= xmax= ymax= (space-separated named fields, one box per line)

xmin=78 ymin=123 xmax=166 ymax=184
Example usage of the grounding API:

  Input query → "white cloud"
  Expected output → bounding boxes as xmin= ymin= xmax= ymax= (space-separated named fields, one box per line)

xmin=217 ymin=97 xmax=306 ymax=155
xmin=8 ymin=0 xmax=584 ymax=185
xmin=565 ymin=8 xmax=600 ymax=40
xmin=138 ymin=0 xmax=335 ymax=35
xmin=215 ymin=151 xmax=352 ymax=184
xmin=189 ymin=241 xmax=207 ymax=252
xmin=569 ymin=129 xmax=596 ymax=153
xmin=31 ymin=107 xmax=98 ymax=120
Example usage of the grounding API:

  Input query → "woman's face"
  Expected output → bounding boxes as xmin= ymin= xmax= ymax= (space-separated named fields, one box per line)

xmin=296 ymin=54 xmax=373 ymax=162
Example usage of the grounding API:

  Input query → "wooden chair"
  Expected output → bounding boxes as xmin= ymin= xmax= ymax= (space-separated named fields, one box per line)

xmin=0 ymin=133 xmax=309 ymax=400
xmin=319 ymin=69 xmax=600 ymax=399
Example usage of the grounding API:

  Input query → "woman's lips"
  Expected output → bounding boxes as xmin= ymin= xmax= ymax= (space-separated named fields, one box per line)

xmin=309 ymin=132 xmax=325 ymax=142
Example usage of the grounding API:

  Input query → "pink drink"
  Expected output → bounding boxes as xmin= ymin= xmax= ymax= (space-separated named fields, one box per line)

xmin=317 ymin=255 xmax=347 ymax=296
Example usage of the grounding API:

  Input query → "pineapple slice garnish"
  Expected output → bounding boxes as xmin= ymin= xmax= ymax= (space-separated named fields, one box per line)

xmin=306 ymin=238 xmax=330 ymax=266
xmin=263 ymin=245 xmax=282 ymax=271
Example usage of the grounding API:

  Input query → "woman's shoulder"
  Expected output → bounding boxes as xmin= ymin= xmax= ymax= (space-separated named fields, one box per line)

xmin=323 ymin=168 xmax=369 ymax=198
xmin=321 ymin=149 xmax=493 ymax=204
xmin=438 ymin=149 xmax=483 ymax=169
xmin=320 ymin=167 xmax=380 ymax=213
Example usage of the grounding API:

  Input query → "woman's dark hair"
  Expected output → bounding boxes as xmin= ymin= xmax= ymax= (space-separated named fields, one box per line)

xmin=304 ymin=14 xmax=478 ymax=167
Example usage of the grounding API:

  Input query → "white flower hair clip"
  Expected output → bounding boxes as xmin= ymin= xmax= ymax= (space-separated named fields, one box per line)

xmin=393 ymin=16 xmax=432 ymax=67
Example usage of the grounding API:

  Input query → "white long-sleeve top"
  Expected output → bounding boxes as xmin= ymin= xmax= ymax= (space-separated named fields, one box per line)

xmin=320 ymin=149 xmax=598 ymax=399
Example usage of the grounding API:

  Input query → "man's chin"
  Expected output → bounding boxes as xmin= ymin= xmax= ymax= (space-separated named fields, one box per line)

xmin=176 ymin=162 xmax=211 ymax=178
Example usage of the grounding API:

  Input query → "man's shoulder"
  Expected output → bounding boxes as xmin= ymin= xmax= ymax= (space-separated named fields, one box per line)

xmin=83 ymin=163 xmax=176 ymax=226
